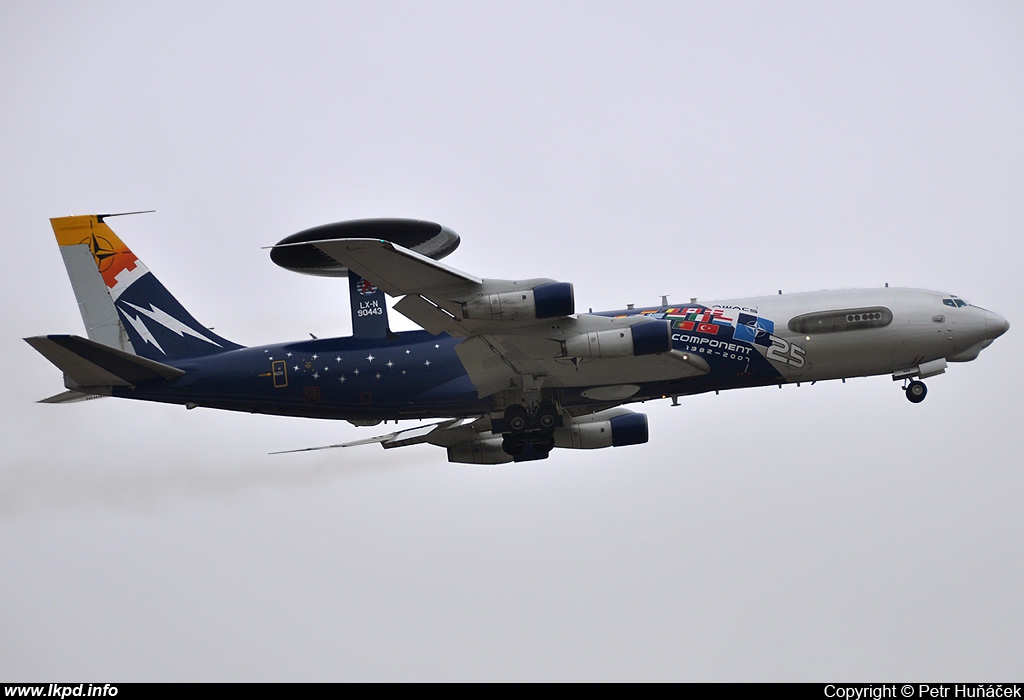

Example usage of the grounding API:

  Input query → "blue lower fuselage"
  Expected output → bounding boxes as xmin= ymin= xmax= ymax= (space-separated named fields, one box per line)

xmin=121 ymin=326 xmax=786 ymax=420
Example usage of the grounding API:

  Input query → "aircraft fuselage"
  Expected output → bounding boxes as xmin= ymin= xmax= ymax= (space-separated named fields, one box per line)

xmin=121 ymin=287 xmax=1008 ymax=421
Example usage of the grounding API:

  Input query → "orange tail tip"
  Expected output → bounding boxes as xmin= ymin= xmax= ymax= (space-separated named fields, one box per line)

xmin=50 ymin=214 xmax=149 ymax=295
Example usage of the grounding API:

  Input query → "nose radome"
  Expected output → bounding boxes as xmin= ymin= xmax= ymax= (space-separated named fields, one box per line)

xmin=985 ymin=311 xmax=1010 ymax=339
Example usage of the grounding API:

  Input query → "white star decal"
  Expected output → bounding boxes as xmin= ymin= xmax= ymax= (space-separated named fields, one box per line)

xmin=424 ymin=360 xmax=431 ymax=367
xmin=312 ymin=354 xmax=318 ymax=360
xmin=269 ymin=356 xmax=274 ymax=360
xmin=366 ymin=354 xmax=375 ymax=363
xmin=353 ymin=369 xmax=360 ymax=375
xmin=287 ymin=352 xmax=292 ymax=357
xmin=339 ymin=375 xmax=346 ymax=383
xmin=405 ymin=349 xmax=410 ymax=354
xmin=375 ymin=373 xmax=381 ymax=380
xmin=312 ymin=371 xmax=320 ymax=380
xmin=401 ymin=370 xmax=406 ymax=375
xmin=335 ymin=356 xmax=341 ymax=363
xmin=434 ymin=343 xmax=440 ymax=349
xmin=386 ymin=360 xmax=394 ymax=368
xmin=292 ymin=365 xmax=299 ymax=372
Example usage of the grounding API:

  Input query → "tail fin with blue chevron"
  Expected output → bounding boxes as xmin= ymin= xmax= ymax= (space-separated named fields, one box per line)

xmin=49 ymin=214 xmax=243 ymax=361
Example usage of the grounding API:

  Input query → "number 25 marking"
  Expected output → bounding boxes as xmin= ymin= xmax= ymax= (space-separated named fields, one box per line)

xmin=767 ymin=338 xmax=806 ymax=368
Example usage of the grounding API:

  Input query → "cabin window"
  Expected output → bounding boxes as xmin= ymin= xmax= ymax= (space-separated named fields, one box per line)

xmin=788 ymin=307 xmax=893 ymax=335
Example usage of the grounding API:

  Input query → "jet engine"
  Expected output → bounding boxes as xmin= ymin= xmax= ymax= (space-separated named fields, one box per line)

xmin=444 ymin=409 xmax=649 ymax=463
xmin=562 ymin=320 xmax=671 ymax=359
xmin=446 ymin=437 xmax=514 ymax=465
xmin=461 ymin=282 xmax=575 ymax=322
xmin=553 ymin=409 xmax=649 ymax=449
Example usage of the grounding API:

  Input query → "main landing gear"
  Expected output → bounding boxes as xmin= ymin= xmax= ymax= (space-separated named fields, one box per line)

xmin=500 ymin=401 xmax=562 ymax=460
xmin=905 ymin=380 xmax=927 ymax=404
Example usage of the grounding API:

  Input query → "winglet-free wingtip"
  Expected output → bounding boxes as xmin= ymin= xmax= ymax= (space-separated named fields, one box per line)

xmin=37 ymin=390 xmax=105 ymax=404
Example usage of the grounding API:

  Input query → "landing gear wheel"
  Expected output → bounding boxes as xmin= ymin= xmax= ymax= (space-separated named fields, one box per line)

xmin=906 ymin=380 xmax=927 ymax=404
xmin=504 ymin=404 xmax=529 ymax=434
xmin=536 ymin=402 xmax=559 ymax=430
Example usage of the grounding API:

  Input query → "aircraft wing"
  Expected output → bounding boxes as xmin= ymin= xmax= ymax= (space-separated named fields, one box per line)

xmin=310 ymin=238 xmax=481 ymax=298
xmin=297 ymin=237 xmax=557 ymax=337
xmin=270 ymin=418 xmax=492 ymax=455
xmin=285 ymin=235 xmax=710 ymax=397
xmin=37 ymin=389 xmax=106 ymax=404
xmin=454 ymin=336 xmax=709 ymax=397
xmin=271 ymin=407 xmax=655 ymax=464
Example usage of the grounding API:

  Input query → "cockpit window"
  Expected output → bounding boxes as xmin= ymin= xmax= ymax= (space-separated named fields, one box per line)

xmin=943 ymin=297 xmax=969 ymax=308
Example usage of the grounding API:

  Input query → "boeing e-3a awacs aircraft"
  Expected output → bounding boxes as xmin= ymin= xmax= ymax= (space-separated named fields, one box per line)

xmin=27 ymin=214 xmax=1009 ymax=464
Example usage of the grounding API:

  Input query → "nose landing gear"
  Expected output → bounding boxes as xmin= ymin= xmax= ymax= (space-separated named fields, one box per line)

xmin=905 ymin=380 xmax=927 ymax=403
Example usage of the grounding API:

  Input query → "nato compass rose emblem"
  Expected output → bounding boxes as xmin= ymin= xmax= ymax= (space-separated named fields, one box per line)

xmin=356 ymin=279 xmax=378 ymax=296
xmin=734 ymin=312 xmax=775 ymax=347
xmin=79 ymin=234 xmax=119 ymax=273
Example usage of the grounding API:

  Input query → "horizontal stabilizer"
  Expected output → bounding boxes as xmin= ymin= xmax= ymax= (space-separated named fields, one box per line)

xmin=25 ymin=334 xmax=186 ymax=388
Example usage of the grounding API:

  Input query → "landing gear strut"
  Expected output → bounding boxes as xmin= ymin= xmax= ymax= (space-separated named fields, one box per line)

xmin=905 ymin=380 xmax=927 ymax=404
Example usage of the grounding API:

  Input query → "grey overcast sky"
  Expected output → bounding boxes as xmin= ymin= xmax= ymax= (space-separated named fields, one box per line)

xmin=2 ymin=0 xmax=1022 ymax=681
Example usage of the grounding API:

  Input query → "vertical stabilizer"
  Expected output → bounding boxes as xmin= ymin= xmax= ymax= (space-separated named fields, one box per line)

xmin=50 ymin=215 xmax=242 ymax=361
xmin=53 ymin=215 xmax=135 ymax=352
xmin=348 ymin=273 xmax=390 ymax=339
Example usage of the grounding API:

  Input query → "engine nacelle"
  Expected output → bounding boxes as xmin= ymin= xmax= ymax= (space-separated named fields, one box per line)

xmin=462 ymin=282 xmax=574 ymax=322
xmin=553 ymin=411 xmax=649 ymax=449
xmin=447 ymin=437 xmax=514 ymax=464
xmin=562 ymin=320 xmax=671 ymax=358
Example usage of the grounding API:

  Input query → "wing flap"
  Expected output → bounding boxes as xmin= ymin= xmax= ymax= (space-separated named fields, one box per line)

xmin=453 ymin=337 xmax=520 ymax=397
xmin=392 ymin=294 xmax=465 ymax=336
